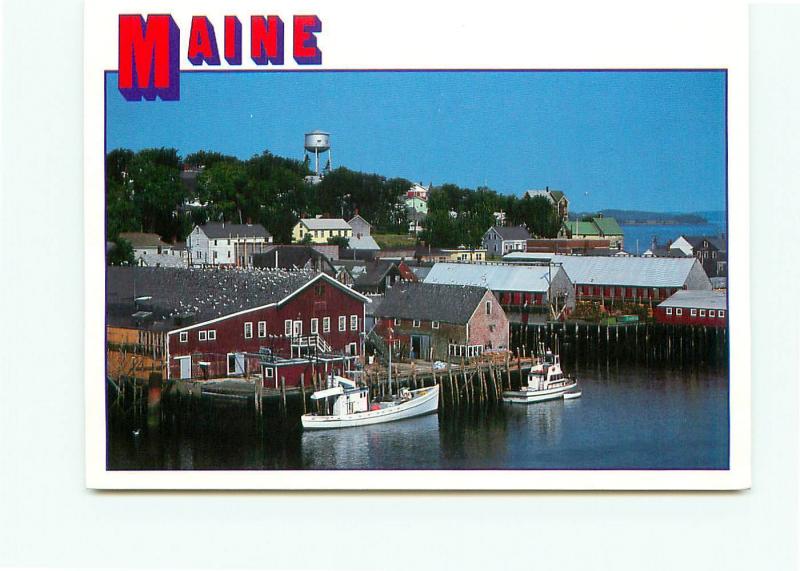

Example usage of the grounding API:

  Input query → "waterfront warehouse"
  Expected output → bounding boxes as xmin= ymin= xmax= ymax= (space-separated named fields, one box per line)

xmin=654 ymin=289 xmax=727 ymax=327
xmin=373 ymin=282 xmax=510 ymax=360
xmin=106 ymin=267 xmax=369 ymax=386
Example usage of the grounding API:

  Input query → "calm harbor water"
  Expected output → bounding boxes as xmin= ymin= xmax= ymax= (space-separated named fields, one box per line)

xmin=621 ymin=213 xmax=726 ymax=255
xmin=108 ymin=362 xmax=729 ymax=471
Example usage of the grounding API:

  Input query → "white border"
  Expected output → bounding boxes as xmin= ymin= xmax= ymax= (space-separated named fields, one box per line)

xmin=85 ymin=0 xmax=750 ymax=490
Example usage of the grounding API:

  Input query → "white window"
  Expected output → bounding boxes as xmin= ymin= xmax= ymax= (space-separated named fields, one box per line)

xmin=258 ymin=321 xmax=266 ymax=338
xmin=719 ymin=310 xmax=725 ymax=318
xmin=709 ymin=310 xmax=716 ymax=317
xmin=199 ymin=330 xmax=207 ymax=341
xmin=311 ymin=318 xmax=319 ymax=334
xmin=350 ymin=315 xmax=358 ymax=331
xmin=666 ymin=308 xmax=673 ymax=315
xmin=208 ymin=330 xmax=216 ymax=341
xmin=179 ymin=331 xmax=188 ymax=342
xmin=323 ymin=317 xmax=331 ymax=333
xmin=394 ymin=318 xmax=401 ymax=326
xmin=244 ymin=322 xmax=253 ymax=339
xmin=413 ymin=319 xmax=421 ymax=328
xmin=676 ymin=308 xmax=683 ymax=316
xmin=339 ymin=316 xmax=346 ymax=331
xmin=284 ymin=319 xmax=292 ymax=336
xmin=699 ymin=309 xmax=706 ymax=317
xmin=690 ymin=309 xmax=697 ymax=317
xmin=432 ymin=321 xmax=440 ymax=329
xmin=264 ymin=367 xmax=274 ymax=379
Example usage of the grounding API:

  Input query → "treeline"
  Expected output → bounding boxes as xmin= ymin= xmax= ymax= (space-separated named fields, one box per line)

xmin=420 ymin=184 xmax=562 ymax=248
xmin=105 ymin=147 xmax=562 ymax=253
xmin=105 ymin=147 xmax=411 ymax=245
xmin=573 ymin=209 xmax=708 ymax=225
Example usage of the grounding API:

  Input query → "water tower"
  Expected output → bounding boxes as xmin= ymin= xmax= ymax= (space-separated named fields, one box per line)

xmin=304 ymin=130 xmax=332 ymax=180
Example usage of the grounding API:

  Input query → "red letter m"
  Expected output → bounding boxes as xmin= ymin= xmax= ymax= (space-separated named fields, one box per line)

xmin=119 ymin=15 xmax=180 ymax=101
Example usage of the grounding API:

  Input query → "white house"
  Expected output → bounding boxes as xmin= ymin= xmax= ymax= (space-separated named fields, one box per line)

xmin=187 ymin=222 xmax=273 ymax=267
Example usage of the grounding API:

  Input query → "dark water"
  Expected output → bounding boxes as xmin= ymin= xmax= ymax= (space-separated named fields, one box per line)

xmin=108 ymin=362 xmax=729 ymax=471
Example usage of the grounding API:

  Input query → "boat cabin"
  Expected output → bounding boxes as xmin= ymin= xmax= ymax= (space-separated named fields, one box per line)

xmin=528 ymin=350 xmax=570 ymax=390
xmin=310 ymin=375 xmax=369 ymax=416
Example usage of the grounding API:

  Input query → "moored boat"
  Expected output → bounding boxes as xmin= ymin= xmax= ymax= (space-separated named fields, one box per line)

xmin=502 ymin=346 xmax=578 ymax=404
xmin=301 ymin=375 xmax=439 ymax=430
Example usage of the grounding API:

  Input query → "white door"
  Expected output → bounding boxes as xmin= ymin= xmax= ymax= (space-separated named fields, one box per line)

xmin=178 ymin=356 xmax=191 ymax=379
xmin=228 ymin=353 xmax=246 ymax=375
xmin=293 ymin=320 xmax=303 ymax=337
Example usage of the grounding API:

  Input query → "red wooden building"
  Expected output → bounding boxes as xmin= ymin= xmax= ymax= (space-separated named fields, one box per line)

xmin=106 ymin=267 xmax=370 ymax=388
xmin=654 ymin=290 xmax=727 ymax=327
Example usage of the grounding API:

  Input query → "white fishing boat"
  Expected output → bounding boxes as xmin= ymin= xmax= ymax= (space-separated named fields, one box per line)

xmin=502 ymin=346 xmax=578 ymax=404
xmin=301 ymin=375 xmax=439 ymax=430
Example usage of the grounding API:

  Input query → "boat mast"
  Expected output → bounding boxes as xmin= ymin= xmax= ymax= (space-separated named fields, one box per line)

xmin=388 ymin=329 xmax=393 ymax=395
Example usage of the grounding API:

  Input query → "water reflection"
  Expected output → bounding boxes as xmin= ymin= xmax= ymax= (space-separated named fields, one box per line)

xmin=108 ymin=362 xmax=729 ymax=471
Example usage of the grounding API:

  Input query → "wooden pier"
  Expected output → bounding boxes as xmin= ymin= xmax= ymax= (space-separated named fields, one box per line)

xmin=107 ymin=321 xmax=728 ymax=428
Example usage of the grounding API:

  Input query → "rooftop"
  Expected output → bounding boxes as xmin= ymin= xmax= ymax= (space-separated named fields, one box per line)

xmin=488 ymin=225 xmax=531 ymax=241
xmin=551 ymin=255 xmax=701 ymax=288
xmin=252 ymin=246 xmax=336 ymax=274
xmin=198 ymin=223 xmax=271 ymax=239
xmin=106 ymin=266 xmax=319 ymax=330
xmin=424 ymin=262 xmax=556 ymax=293
xmin=118 ymin=232 xmax=172 ymax=249
xmin=374 ymin=282 xmax=489 ymax=325
xmin=348 ymin=234 xmax=381 ymax=251
xmin=658 ymin=289 xmax=727 ymax=310
xmin=299 ymin=218 xmax=352 ymax=230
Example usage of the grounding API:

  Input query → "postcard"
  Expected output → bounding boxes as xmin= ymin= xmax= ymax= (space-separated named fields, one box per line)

xmin=85 ymin=1 xmax=750 ymax=489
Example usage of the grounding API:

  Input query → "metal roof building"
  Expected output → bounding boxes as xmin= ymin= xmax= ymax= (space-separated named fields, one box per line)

xmin=424 ymin=262 xmax=557 ymax=293
xmin=550 ymin=255 xmax=712 ymax=290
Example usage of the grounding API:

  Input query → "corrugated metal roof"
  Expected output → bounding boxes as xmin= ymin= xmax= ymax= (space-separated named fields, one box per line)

xmin=657 ymin=290 xmax=727 ymax=310
xmin=300 ymin=218 xmax=352 ymax=230
xmin=551 ymin=255 xmax=699 ymax=288
xmin=424 ymin=262 xmax=553 ymax=293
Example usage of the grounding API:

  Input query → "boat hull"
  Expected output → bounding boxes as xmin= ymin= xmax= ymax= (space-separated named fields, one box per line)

xmin=502 ymin=381 xmax=578 ymax=404
xmin=302 ymin=385 xmax=439 ymax=430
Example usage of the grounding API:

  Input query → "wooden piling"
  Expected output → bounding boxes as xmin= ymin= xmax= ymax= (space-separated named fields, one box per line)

xmin=280 ymin=377 xmax=287 ymax=416
xmin=300 ymin=374 xmax=307 ymax=414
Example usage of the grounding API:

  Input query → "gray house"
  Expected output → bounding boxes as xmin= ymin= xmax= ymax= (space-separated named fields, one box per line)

xmin=482 ymin=226 xmax=531 ymax=257
xmin=348 ymin=214 xmax=372 ymax=237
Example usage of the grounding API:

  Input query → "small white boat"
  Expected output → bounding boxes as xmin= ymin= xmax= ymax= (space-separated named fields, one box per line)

xmin=502 ymin=347 xmax=578 ymax=404
xmin=563 ymin=390 xmax=582 ymax=400
xmin=301 ymin=375 xmax=439 ymax=430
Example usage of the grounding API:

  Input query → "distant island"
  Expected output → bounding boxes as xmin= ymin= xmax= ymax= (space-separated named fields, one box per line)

xmin=571 ymin=209 xmax=709 ymax=225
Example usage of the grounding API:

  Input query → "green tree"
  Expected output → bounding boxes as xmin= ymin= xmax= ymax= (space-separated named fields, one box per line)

xmin=107 ymin=237 xmax=135 ymax=266
xmin=327 ymin=236 xmax=350 ymax=248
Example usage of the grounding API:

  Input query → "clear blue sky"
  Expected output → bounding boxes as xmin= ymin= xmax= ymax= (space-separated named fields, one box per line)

xmin=106 ymin=70 xmax=726 ymax=212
